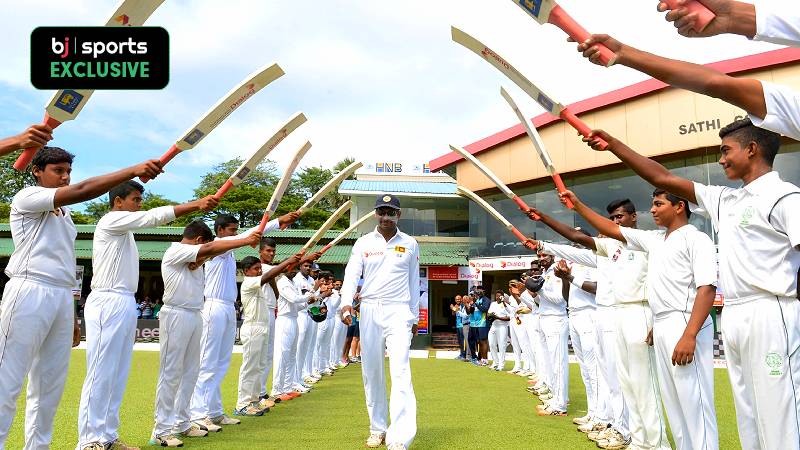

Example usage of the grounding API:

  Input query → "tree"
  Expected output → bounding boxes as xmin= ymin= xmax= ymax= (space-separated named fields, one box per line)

xmin=70 ymin=210 xmax=94 ymax=224
xmin=0 ymin=153 xmax=34 ymax=202
xmin=84 ymin=192 xmax=178 ymax=224
xmin=0 ymin=202 xmax=10 ymax=223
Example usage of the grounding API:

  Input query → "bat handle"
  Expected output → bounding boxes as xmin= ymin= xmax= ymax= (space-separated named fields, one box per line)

xmin=255 ymin=212 xmax=271 ymax=241
xmin=548 ymin=5 xmax=617 ymax=67
xmin=512 ymin=195 xmax=540 ymax=220
xmin=559 ymin=109 xmax=608 ymax=150
xmin=141 ymin=144 xmax=181 ymax=183
xmin=662 ymin=0 xmax=715 ymax=31
xmin=320 ymin=243 xmax=332 ymax=254
xmin=13 ymin=114 xmax=63 ymax=171
xmin=511 ymin=227 xmax=536 ymax=250
xmin=551 ymin=174 xmax=573 ymax=209
xmin=213 ymin=180 xmax=235 ymax=200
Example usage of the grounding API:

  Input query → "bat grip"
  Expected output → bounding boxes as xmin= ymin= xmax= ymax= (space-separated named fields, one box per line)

xmin=551 ymin=174 xmax=574 ymax=209
xmin=512 ymin=195 xmax=540 ymax=220
xmin=511 ymin=227 xmax=536 ymax=250
xmin=320 ymin=243 xmax=332 ymax=254
xmin=13 ymin=114 xmax=63 ymax=171
xmin=141 ymin=144 xmax=181 ymax=183
xmin=662 ymin=0 xmax=715 ymax=31
xmin=559 ymin=109 xmax=608 ymax=150
xmin=213 ymin=180 xmax=235 ymax=200
xmin=548 ymin=5 xmax=617 ymax=67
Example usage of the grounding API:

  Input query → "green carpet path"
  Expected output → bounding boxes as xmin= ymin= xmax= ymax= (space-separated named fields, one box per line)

xmin=10 ymin=351 xmax=741 ymax=449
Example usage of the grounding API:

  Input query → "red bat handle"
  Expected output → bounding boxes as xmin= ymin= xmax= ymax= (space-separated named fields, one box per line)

xmin=548 ymin=5 xmax=617 ymax=67
xmin=321 ymin=243 xmax=332 ymax=254
xmin=141 ymin=144 xmax=181 ymax=183
xmin=511 ymin=227 xmax=536 ymax=250
xmin=251 ymin=213 xmax=271 ymax=248
xmin=13 ymin=114 xmax=63 ymax=171
xmin=662 ymin=0 xmax=715 ymax=31
xmin=559 ymin=109 xmax=608 ymax=150
xmin=551 ymin=174 xmax=573 ymax=209
xmin=512 ymin=195 xmax=540 ymax=221
xmin=213 ymin=179 xmax=235 ymax=200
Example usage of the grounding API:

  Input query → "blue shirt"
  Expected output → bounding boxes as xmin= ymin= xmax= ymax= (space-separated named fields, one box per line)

xmin=470 ymin=297 xmax=490 ymax=328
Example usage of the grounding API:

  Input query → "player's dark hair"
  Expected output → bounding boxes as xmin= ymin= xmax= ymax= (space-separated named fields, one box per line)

xmin=606 ymin=198 xmax=636 ymax=215
xmin=259 ymin=237 xmax=277 ymax=250
xmin=183 ymin=219 xmax=214 ymax=242
xmin=719 ymin=118 xmax=781 ymax=166
xmin=652 ymin=188 xmax=691 ymax=218
xmin=318 ymin=270 xmax=333 ymax=280
xmin=240 ymin=256 xmax=261 ymax=271
xmin=214 ymin=214 xmax=239 ymax=234
xmin=108 ymin=180 xmax=144 ymax=207
xmin=31 ymin=146 xmax=74 ymax=176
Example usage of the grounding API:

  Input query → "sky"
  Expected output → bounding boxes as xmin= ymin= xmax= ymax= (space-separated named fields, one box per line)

xmin=0 ymin=0 xmax=779 ymax=204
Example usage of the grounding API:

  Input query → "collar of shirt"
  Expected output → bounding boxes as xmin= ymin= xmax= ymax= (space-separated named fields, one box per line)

xmin=743 ymin=171 xmax=780 ymax=195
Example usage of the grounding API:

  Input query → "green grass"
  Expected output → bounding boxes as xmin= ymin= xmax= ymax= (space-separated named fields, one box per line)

xmin=10 ymin=351 xmax=741 ymax=449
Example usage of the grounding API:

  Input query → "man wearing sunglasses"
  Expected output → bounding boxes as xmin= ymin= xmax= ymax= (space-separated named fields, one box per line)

xmin=340 ymin=194 xmax=420 ymax=450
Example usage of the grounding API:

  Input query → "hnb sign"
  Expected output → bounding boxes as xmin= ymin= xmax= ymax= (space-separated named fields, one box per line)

xmin=376 ymin=162 xmax=403 ymax=173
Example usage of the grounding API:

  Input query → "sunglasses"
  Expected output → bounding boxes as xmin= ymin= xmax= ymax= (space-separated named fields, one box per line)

xmin=376 ymin=209 xmax=399 ymax=217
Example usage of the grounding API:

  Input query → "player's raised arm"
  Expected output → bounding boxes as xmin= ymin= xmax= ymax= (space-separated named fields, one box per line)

xmin=558 ymin=190 xmax=626 ymax=243
xmin=584 ymin=130 xmax=697 ymax=204
xmin=525 ymin=207 xmax=597 ymax=250
xmin=260 ymin=252 xmax=304 ymax=286
xmin=0 ymin=124 xmax=53 ymax=157
xmin=658 ymin=0 xmax=755 ymax=39
xmin=198 ymin=231 xmax=261 ymax=260
xmin=52 ymin=159 xmax=164 ymax=208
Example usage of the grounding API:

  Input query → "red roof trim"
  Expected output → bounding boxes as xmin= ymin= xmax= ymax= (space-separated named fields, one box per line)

xmin=430 ymin=47 xmax=800 ymax=171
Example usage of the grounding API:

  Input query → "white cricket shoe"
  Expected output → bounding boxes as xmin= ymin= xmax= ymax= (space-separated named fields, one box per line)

xmin=588 ymin=427 xmax=613 ymax=442
xmin=597 ymin=429 xmax=631 ymax=449
xmin=211 ymin=414 xmax=241 ymax=425
xmin=178 ymin=424 xmax=209 ymax=438
xmin=365 ymin=432 xmax=386 ymax=448
xmin=573 ymin=414 xmax=592 ymax=425
xmin=387 ymin=443 xmax=407 ymax=450
xmin=192 ymin=418 xmax=221 ymax=433
xmin=149 ymin=434 xmax=183 ymax=447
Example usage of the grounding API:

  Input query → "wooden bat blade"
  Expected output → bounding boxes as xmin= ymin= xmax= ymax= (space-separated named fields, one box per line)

xmin=229 ymin=112 xmax=307 ymax=186
xmin=457 ymin=186 xmax=513 ymax=229
xmin=451 ymin=26 xmax=564 ymax=116
xmin=174 ymin=62 xmax=286 ymax=151
xmin=499 ymin=87 xmax=556 ymax=172
xmin=448 ymin=144 xmax=516 ymax=200
xmin=301 ymin=200 xmax=353 ymax=252
xmin=509 ymin=0 xmax=556 ymax=24
xmin=325 ymin=211 xmax=374 ymax=250
xmin=265 ymin=141 xmax=313 ymax=216
xmin=105 ymin=0 xmax=165 ymax=26
xmin=299 ymin=161 xmax=363 ymax=212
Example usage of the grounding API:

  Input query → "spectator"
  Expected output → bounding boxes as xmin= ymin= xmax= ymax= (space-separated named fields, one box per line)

xmin=153 ymin=299 xmax=164 ymax=319
xmin=450 ymin=296 xmax=466 ymax=360
xmin=140 ymin=296 xmax=154 ymax=320
xmin=488 ymin=291 xmax=512 ymax=371
xmin=468 ymin=287 xmax=491 ymax=366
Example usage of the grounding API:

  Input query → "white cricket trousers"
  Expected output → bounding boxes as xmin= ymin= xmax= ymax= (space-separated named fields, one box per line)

xmin=295 ymin=312 xmax=314 ymax=383
xmin=77 ymin=290 xmax=137 ymax=448
xmin=509 ymin=321 xmax=523 ymax=371
xmin=190 ymin=299 xmax=236 ymax=421
xmin=653 ymin=312 xmax=717 ymax=450
xmin=722 ymin=296 xmax=800 ymax=450
xmin=0 ymin=278 xmax=72 ymax=450
xmin=594 ymin=305 xmax=628 ymax=432
xmin=518 ymin=314 xmax=537 ymax=372
xmin=237 ymin=323 xmax=269 ymax=410
xmin=303 ymin=319 xmax=319 ymax=377
xmin=329 ymin=316 xmax=347 ymax=367
xmin=488 ymin=323 xmax=509 ymax=369
xmin=614 ymin=302 xmax=669 ymax=449
xmin=539 ymin=314 xmax=569 ymax=412
xmin=271 ymin=315 xmax=298 ymax=396
xmin=533 ymin=315 xmax=550 ymax=387
xmin=152 ymin=306 xmax=202 ymax=438
xmin=258 ymin=312 xmax=276 ymax=397
xmin=314 ymin=317 xmax=334 ymax=373
xmin=359 ymin=302 xmax=417 ymax=448
xmin=569 ymin=308 xmax=600 ymax=420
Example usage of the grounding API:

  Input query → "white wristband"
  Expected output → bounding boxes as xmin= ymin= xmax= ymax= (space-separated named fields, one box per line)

xmin=570 ymin=275 xmax=587 ymax=289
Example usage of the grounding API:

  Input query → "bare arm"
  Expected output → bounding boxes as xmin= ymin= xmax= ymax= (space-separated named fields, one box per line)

xmin=53 ymin=160 xmax=163 ymax=208
xmin=559 ymin=190 xmax=625 ymax=243
xmin=260 ymin=252 xmax=304 ymax=286
xmin=526 ymin=208 xmax=597 ymax=250
xmin=173 ymin=196 xmax=218 ymax=218
xmin=657 ymin=0 xmax=756 ymax=39
xmin=0 ymin=124 xmax=53 ymax=157
xmin=197 ymin=232 xmax=260 ymax=260
xmin=672 ymin=285 xmax=716 ymax=366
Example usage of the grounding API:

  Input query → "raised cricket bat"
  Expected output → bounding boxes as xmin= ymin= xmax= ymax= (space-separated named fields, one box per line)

xmin=451 ymin=27 xmax=607 ymax=150
xmin=448 ymin=144 xmax=540 ymax=220
xmin=457 ymin=186 xmax=535 ymax=250
xmin=213 ymin=112 xmax=306 ymax=199
xmin=300 ymin=201 xmax=353 ymax=253
xmin=140 ymin=62 xmax=286 ymax=182
xmin=500 ymin=87 xmax=573 ymax=209
xmin=255 ymin=141 xmax=312 ymax=234
xmin=14 ymin=0 xmax=165 ymax=171
xmin=320 ymin=211 xmax=374 ymax=254
xmin=509 ymin=0 xmax=617 ymax=67
xmin=660 ymin=0 xmax=715 ymax=32
xmin=298 ymin=161 xmax=363 ymax=213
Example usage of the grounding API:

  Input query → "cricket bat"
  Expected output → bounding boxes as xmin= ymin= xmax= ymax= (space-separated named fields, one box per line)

xmin=320 ymin=211 xmax=374 ymax=254
xmin=300 ymin=201 xmax=353 ymax=253
xmin=457 ymin=186 xmax=535 ymax=250
xmin=298 ymin=161 xmax=363 ymax=213
xmin=451 ymin=27 xmax=607 ymax=150
xmin=500 ymin=87 xmax=573 ymax=209
xmin=661 ymin=0 xmax=715 ymax=32
xmin=509 ymin=0 xmax=617 ymax=67
xmin=14 ymin=0 xmax=165 ymax=171
xmin=448 ymin=144 xmax=540 ymax=220
xmin=213 ymin=112 xmax=307 ymax=199
xmin=255 ymin=141 xmax=312 ymax=234
xmin=140 ymin=62 xmax=286 ymax=182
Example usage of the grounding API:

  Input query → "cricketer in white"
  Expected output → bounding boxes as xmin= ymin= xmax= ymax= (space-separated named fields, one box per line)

xmin=340 ymin=194 xmax=420 ymax=450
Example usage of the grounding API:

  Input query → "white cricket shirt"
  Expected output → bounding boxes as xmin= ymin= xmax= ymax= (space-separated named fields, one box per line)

xmin=620 ymin=225 xmax=717 ymax=316
xmin=749 ymin=82 xmax=800 ymax=141
xmin=753 ymin=0 xmax=800 ymax=47
xmin=260 ymin=263 xmax=278 ymax=308
xmin=293 ymin=272 xmax=317 ymax=312
xmin=340 ymin=227 xmax=421 ymax=322
xmin=694 ymin=173 xmax=800 ymax=302
xmin=536 ymin=265 xmax=567 ymax=317
xmin=541 ymin=242 xmax=613 ymax=307
xmin=5 ymin=186 xmax=77 ymax=288
xmin=566 ymin=263 xmax=597 ymax=313
xmin=488 ymin=301 xmax=511 ymax=327
xmin=240 ymin=276 xmax=270 ymax=326
xmin=277 ymin=274 xmax=312 ymax=317
xmin=203 ymin=220 xmax=279 ymax=304
xmin=161 ymin=242 xmax=204 ymax=310
xmin=328 ymin=289 xmax=341 ymax=316
xmin=91 ymin=206 xmax=175 ymax=294
xmin=593 ymin=237 xmax=649 ymax=305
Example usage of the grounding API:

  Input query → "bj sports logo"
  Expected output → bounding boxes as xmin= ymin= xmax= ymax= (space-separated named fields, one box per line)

xmin=31 ymin=26 xmax=169 ymax=89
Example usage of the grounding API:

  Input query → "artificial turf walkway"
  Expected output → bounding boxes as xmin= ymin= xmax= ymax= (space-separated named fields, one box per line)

xmin=10 ymin=351 xmax=741 ymax=449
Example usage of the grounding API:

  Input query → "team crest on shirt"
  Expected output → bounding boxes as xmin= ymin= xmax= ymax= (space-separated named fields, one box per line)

xmin=740 ymin=206 xmax=755 ymax=226
xmin=766 ymin=352 xmax=784 ymax=376
xmin=611 ymin=249 xmax=622 ymax=262
xmin=394 ymin=246 xmax=405 ymax=253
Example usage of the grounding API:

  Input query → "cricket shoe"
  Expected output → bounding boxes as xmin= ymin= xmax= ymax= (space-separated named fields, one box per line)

xmin=106 ymin=439 xmax=139 ymax=450
xmin=517 ymin=370 xmax=531 ymax=377
xmin=278 ymin=393 xmax=296 ymax=401
xmin=323 ymin=368 xmax=335 ymax=376
xmin=596 ymin=429 xmax=631 ymax=449
xmin=507 ymin=368 xmax=520 ymax=374
xmin=312 ymin=371 xmax=323 ymax=378
xmin=336 ymin=361 xmax=349 ymax=369
xmin=233 ymin=403 xmax=266 ymax=417
xmin=536 ymin=402 xmax=550 ymax=411
xmin=81 ymin=443 xmax=104 ymax=450
xmin=258 ymin=397 xmax=276 ymax=409
xmin=387 ymin=444 xmax=407 ymax=450
xmin=538 ymin=392 xmax=554 ymax=401
xmin=211 ymin=414 xmax=240 ymax=426
xmin=579 ymin=421 xmax=608 ymax=434
xmin=588 ymin=427 xmax=613 ymax=442
xmin=304 ymin=376 xmax=319 ymax=385
xmin=261 ymin=394 xmax=281 ymax=404
xmin=191 ymin=418 xmax=222 ymax=433
xmin=148 ymin=434 xmax=183 ymax=447
xmin=534 ymin=386 xmax=550 ymax=396
xmin=365 ymin=432 xmax=386 ymax=448
xmin=573 ymin=414 xmax=592 ymax=425
xmin=294 ymin=386 xmax=311 ymax=394
xmin=537 ymin=406 xmax=567 ymax=416
xmin=178 ymin=424 xmax=208 ymax=438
